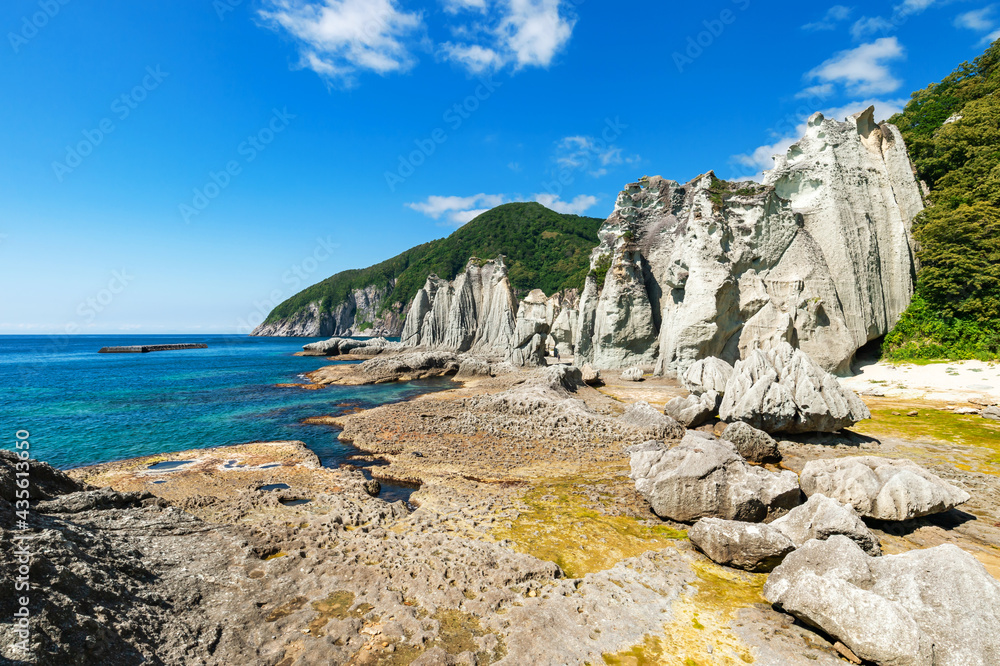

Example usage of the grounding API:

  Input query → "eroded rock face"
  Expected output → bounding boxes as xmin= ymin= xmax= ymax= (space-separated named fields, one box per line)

xmin=628 ymin=435 xmax=801 ymax=523
xmin=800 ymin=457 xmax=971 ymax=521
xmin=621 ymin=366 xmax=645 ymax=382
xmin=618 ymin=402 xmax=686 ymax=441
xmin=253 ymin=283 xmax=401 ymax=338
xmin=770 ymin=494 xmax=881 ymax=556
xmin=665 ymin=392 xmax=720 ymax=428
xmin=302 ymin=336 xmax=402 ymax=357
xmin=688 ymin=518 xmax=795 ymax=572
xmin=719 ymin=343 xmax=870 ymax=434
xmin=400 ymin=257 xmax=550 ymax=367
xmin=682 ymin=357 xmax=734 ymax=395
xmin=721 ymin=422 xmax=781 ymax=464
xmin=764 ymin=536 xmax=1000 ymax=666
xmin=579 ymin=363 xmax=602 ymax=386
xmin=574 ymin=107 xmax=921 ymax=377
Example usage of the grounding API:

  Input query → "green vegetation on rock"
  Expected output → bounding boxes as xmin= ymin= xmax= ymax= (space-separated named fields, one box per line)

xmin=884 ymin=40 xmax=1000 ymax=360
xmin=263 ymin=203 xmax=603 ymax=326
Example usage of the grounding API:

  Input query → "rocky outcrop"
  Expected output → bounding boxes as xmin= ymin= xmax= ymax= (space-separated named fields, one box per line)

xmin=688 ymin=518 xmax=796 ymax=572
xmin=621 ymin=366 xmax=645 ymax=382
xmin=800 ymin=457 xmax=971 ymax=521
xmin=720 ymin=422 xmax=781 ymax=464
xmin=400 ymin=257 xmax=549 ymax=367
xmin=664 ymin=391 xmax=720 ymax=428
xmin=682 ymin=357 xmax=733 ymax=395
xmin=770 ymin=494 xmax=881 ymax=556
xmin=301 ymin=336 xmax=403 ymax=356
xmin=580 ymin=363 xmax=602 ymax=386
xmin=618 ymin=402 xmax=686 ymax=440
xmin=718 ymin=343 xmax=870 ymax=433
xmin=574 ymin=107 xmax=922 ymax=377
xmin=764 ymin=536 xmax=1000 ymax=665
xmin=628 ymin=434 xmax=801 ymax=523
xmin=252 ymin=283 xmax=402 ymax=337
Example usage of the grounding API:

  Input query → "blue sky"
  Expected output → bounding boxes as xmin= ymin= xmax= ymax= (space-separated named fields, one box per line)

xmin=0 ymin=0 xmax=995 ymax=334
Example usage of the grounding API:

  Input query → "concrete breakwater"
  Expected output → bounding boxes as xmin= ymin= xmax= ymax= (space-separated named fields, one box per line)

xmin=98 ymin=343 xmax=208 ymax=354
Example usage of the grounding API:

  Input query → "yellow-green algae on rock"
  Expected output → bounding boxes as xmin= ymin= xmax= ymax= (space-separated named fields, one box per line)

xmin=600 ymin=561 xmax=764 ymax=665
xmin=491 ymin=467 xmax=685 ymax=578
xmin=855 ymin=399 xmax=1000 ymax=473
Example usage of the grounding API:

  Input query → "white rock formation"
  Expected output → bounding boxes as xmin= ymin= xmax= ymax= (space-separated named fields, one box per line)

xmin=718 ymin=342 xmax=871 ymax=434
xmin=800 ymin=457 xmax=971 ymax=521
xmin=575 ymin=107 xmax=923 ymax=376
xmin=764 ymin=536 xmax=1000 ymax=665
xmin=399 ymin=257 xmax=549 ymax=366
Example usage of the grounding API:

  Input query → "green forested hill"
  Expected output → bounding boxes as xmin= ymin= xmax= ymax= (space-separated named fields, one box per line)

xmin=883 ymin=40 xmax=1000 ymax=360
xmin=262 ymin=203 xmax=604 ymax=326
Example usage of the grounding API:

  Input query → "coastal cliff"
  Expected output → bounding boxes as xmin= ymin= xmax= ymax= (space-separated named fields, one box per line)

xmin=572 ymin=107 xmax=923 ymax=376
xmin=252 ymin=204 xmax=602 ymax=338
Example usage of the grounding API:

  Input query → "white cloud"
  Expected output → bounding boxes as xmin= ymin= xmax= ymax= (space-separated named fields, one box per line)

xmin=532 ymin=193 xmax=599 ymax=215
xmin=440 ymin=0 xmax=576 ymax=73
xmin=851 ymin=16 xmax=896 ymax=40
xmin=259 ymin=0 xmax=424 ymax=85
xmin=730 ymin=99 xmax=908 ymax=181
xmin=406 ymin=191 xmax=599 ymax=224
xmin=894 ymin=0 xmax=938 ymax=18
xmin=795 ymin=83 xmax=835 ymax=100
xmin=443 ymin=0 xmax=488 ymax=13
xmin=807 ymin=37 xmax=906 ymax=96
xmin=555 ymin=135 xmax=639 ymax=178
xmin=438 ymin=42 xmax=503 ymax=73
xmin=802 ymin=5 xmax=853 ymax=31
xmin=955 ymin=6 xmax=996 ymax=31
xmin=406 ymin=193 xmax=508 ymax=224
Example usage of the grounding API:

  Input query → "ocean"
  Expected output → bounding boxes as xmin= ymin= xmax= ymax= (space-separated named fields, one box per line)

xmin=0 ymin=334 xmax=450 ymax=501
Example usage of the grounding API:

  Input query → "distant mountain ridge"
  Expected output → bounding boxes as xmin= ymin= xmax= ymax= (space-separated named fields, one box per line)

xmin=252 ymin=203 xmax=603 ymax=337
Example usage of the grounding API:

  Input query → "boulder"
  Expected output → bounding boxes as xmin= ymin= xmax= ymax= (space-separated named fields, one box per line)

xmin=720 ymin=421 xmax=781 ymax=464
xmin=764 ymin=536 xmax=1000 ymax=666
xmin=455 ymin=357 xmax=493 ymax=378
xmin=664 ymin=392 xmax=720 ymax=428
xmin=800 ymin=457 xmax=971 ymax=521
xmin=688 ymin=518 xmax=795 ymax=572
xmin=618 ymin=402 xmax=686 ymax=440
xmin=983 ymin=406 xmax=1000 ymax=421
xmin=628 ymin=434 xmax=801 ymax=523
xmin=719 ymin=343 xmax=871 ymax=434
xmin=579 ymin=363 xmax=603 ymax=386
xmin=621 ymin=366 xmax=645 ymax=382
xmin=682 ymin=357 xmax=733 ymax=395
xmin=770 ymin=494 xmax=881 ymax=556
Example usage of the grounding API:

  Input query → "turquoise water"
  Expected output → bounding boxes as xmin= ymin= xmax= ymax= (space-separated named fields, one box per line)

xmin=0 ymin=335 xmax=450 ymax=500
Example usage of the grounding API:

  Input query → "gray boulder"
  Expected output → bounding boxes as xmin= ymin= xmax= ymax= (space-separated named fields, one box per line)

xmin=579 ymin=363 xmax=602 ymax=386
xmin=770 ymin=494 xmax=881 ymax=556
xmin=618 ymin=402 xmax=686 ymax=440
xmin=800 ymin=457 xmax=971 ymax=521
xmin=983 ymin=406 xmax=1000 ymax=421
xmin=621 ymin=366 xmax=645 ymax=382
xmin=665 ymin=391 xmax=720 ymax=428
xmin=682 ymin=357 xmax=733 ymax=395
xmin=628 ymin=434 xmax=801 ymax=523
xmin=688 ymin=518 xmax=795 ymax=572
xmin=719 ymin=343 xmax=871 ymax=434
xmin=764 ymin=536 xmax=1000 ymax=666
xmin=721 ymin=421 xmax=781 ymax=463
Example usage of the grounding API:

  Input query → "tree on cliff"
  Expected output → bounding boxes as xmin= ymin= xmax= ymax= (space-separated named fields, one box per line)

xmin=884 ymin=39 xmax=1000 ymax=360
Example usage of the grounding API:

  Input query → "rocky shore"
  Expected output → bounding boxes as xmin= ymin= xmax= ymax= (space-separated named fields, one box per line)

xmin=4 ymin=347 xmax=999 ymax=665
